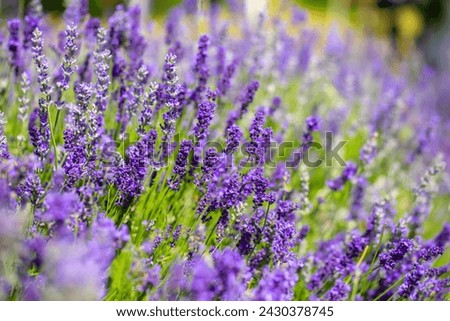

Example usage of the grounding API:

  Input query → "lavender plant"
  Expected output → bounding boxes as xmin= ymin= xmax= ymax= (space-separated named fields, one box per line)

xmin=0 ymin=1 xmax=449 ymax=301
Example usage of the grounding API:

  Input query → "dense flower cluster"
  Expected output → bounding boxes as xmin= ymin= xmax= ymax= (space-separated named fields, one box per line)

xmin=0 ymin=1 xmax=449 ymax=301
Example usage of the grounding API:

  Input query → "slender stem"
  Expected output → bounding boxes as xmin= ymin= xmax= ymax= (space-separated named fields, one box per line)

xmin=106 ymin=188 xmax=119 ymax=214
xmin=205 ymin=215 xmax=220 ymax=245
xmin=357 ymin=245 xmax=370 ymax=267
xmin=260 ymin=203 xmax=271 ymax=237
xmin=368 ymin=226 xmax=385 ymax=273
xmin=47 ymin=107 xmax=59 ymax=169
xmin=18 ymin=0 xmax=25 ymax=18
xmin=148 ymin=187 xmax=170 ymax=222
xmin=350 ymin=272 xmax=360 ymax=301
xmin=53 ymin=109 xmax=61 ymax=132
xmin=248 ymin=203 xmax=271 ymax=257
xmin=360 ymin=265 xmax=380 ymax=280
xmin=346 ymin=245 xmax=370 ymax=285
xmin=374 ymin=276 xmax=404 ymax=301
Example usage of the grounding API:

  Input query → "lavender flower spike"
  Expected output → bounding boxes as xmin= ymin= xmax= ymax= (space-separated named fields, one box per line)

xmin=190 ymin=35 xmax=210 ymax=102
xmin=127 ymin=64 xmax=149 ymax=119
xmin=193 ymin=100 xmax=216 ymax=143
xmin=218 ymin=58 xmax=238 ymax=96
xmin=32 ymin=28 xmax=53 ymax=107
xmin=18 ymin=72 xmax=31 ymax=122
xmin=225 ymin=124 xmax=242 ymax=155
xmin=64 ymin=0 xmax=89 ymax=25
xmin=28 ymin=100 xmax=50 ymax=159
xmin=94 ymin=28 xmax=111 ymax=114
xmin=56 ymin=23 xmax=79 ymax=109
xmin=360 ymin=131 xmax=378 ymax=165
xmin=324 ymin=279 xmax=351 ymax=301
xmin=7 ymin=19 xmax=22 ymax=76
xmin=62 ymin=83 xmax=93 ymax=187
xmin=379 ymin=239 xmax=413 ymax=270
xmin=0 ymin=112 xmax=10 ymax=160
xmin=327 ymin=162 xmax=358 ymax=191
xmin=239 ymin=80 xmax=259 ymax=117
xmin=138 ymin=82 xmax=159 ymax=137
xmin=29 ymin=0 xmax=44 ymax=18
xmin=300 ymin=115 xmax=321 ymax=152
xmin=23 ymin=15 xmax=40 ymax=50
xmin=168 ymin=140 xmax=193 ymax=191
xmin=160 ymin=52 xmax=181 ymax=159
xmin=93 ymin=50 xmax=111 ymax=113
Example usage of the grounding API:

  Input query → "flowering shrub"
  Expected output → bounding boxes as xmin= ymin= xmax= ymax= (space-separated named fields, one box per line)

xmin=0 ymin=1 xmax=449 ymax=301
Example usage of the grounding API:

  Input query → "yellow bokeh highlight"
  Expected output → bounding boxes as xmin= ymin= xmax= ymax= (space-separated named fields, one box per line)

xmin=396 ymin=5 xmax=424 ymax=39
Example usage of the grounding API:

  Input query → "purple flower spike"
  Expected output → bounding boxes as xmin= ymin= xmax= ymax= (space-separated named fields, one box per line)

xmin=305 ymin=116 xmax=321 ymax=132
xmin=110 ymin=129 xmax=158 ymax=204
xmin=253 ymin=266 xmax=298 ymax=300
xmin=138 ymin=82 xmax=158 ymax=137
xmin=23 ymin=14 xmax=40 ymax=50
xmin=62 ymin=83 xmax=93 ymax=188
xmin=324 ymin=279 xmax=351 ymax=301
xmin=239 ymin=80 xmax=259 ymax=117
xmin=56 ymin=23 xmax=79 ymax=109
xmin=0 ymin=112 xmax=10 ymax=160
xmin=218 ymin=58 xmax=238 ymax=97
xmin=418 ymin=245 xmax=444 ymax=262
xmin=160 ymin=52 xmax=181 ymax=160
xmin=343 ymin=162 xmax=357 ymax=178
xmin=28 ymin=102 xmax=50 ymax=159
xmin=190 ymin=35 xmax=210 ymax=102
xmin=32 ymin=28 xmax=53 ymax=106
xmin=303 ymin=115 xmax=321 ymax=144
xmin=327 ymin=162 xmax=358 ymax=191
xmin=269 ymin=96 xmax=281 ymax=115
xmin=7 ymin=19 xmax=22 ymax=76
xmin=292 ymin=7 xmax=308 ymax=24
xmin=28 ymin=0 xmax=43 ymax=19
xmin=398 ymin=263 xmax=427 ymax=299
xmin=64 ymin=0 xmax=89 ymax=25
xmin=350 ymin=176 xmax=367 ymax=219
xmin=199 ymin=147 xmax=220 ymax=185
xmin=379 ymin=238 xmax=413 ymax=270
xmin=225 ymin=124 xmax=242 ymax=155
xmin=193 ymin=100 xmax=216 ymax=143
xmin=360 ymin=132 xmax=378 ymax=165
xmin=434 ymin=223 xmax=450 ymax=247
xmin=168 ymin=140 xmax=193 ymax=191
xmin=243 ymin=168 xmax=272 ymax=208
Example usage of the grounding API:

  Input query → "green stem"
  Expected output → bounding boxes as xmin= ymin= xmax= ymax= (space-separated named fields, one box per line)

xmin=248 ymin=203 xmax=271 ymax=257
xmin=47 ymin=107 xmax=59 ymax=169
xmin=205 ymin=213 xmax=221 ymax=245
xmin=148 ymin=187 xmax=170 ymax=223
xmin=18 ymin=0 xmax=25 ymax=18
xmin=53 ymin=109 xmax=61 ymax=132
xmin=260 ymin=204 xmax=272 ymax=237
xmin=374 ymin=276 xmax=404 ymax=301
xmin=350 ymin=276 xmax=360 ymax=301
xmin=106 ymin=188 xmax=119 ymax=215
xmin=360 ymin=226 xmax=385 ymax=284
xmin=345 ymin=245 xmax=370 ymax=285
xmin=360 ymin=265 xmax=380 ymax=280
